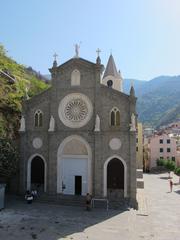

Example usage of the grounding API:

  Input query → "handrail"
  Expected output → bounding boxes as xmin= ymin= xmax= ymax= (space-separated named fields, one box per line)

xmin=0 ymin=69 xmax=16 ymax=82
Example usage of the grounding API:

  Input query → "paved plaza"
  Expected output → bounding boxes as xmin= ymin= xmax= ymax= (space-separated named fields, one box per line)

xmin=0 ymin=173 xmax=180 ymax=240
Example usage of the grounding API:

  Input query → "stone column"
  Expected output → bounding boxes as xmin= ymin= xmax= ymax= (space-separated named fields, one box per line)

xmin=94 ymin=132 xmax=103 ymax=197
xmin=93 ymin=60 xmax=104 ymax=197
xmin=48 ymin=133 xmax=57 ymax=194
xmin=19 ymin=133 xmax=27 ymax=194
xmin=129 ymin=91 xmax=138 ymax=208
xmin=129 ymin=131 xmax=137 ymax=208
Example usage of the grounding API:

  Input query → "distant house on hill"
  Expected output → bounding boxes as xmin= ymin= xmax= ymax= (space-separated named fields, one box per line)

xmin=148 ymin=134 xmax=177 ymax=169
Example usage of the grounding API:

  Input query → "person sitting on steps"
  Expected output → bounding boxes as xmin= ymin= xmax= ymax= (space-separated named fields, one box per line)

xmin=86 ymin=193 xmax=92 ymax=211
xmin=25 ymin=190 xmax=33 ymax=204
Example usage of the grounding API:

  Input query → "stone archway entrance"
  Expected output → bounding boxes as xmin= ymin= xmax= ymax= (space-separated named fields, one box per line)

xmin=27 ymin=154 xmax=47 ymax=192
xmin=57 ymin=135 xmax=92 ymax=196
xmin=103 ymin=155 xmax=127 ymax=198
xmin=31 ymin=156 xmax=44 ymax=192
xmin=107 ymin=158 xmax=124 ymax=199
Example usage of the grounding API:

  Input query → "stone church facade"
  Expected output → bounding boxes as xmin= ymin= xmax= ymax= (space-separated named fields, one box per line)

xmin=19 ymin=52 xmax=137 ymax=206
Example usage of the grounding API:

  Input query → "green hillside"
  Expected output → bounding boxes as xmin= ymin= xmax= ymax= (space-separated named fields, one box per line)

xmin=156 ymin=105 xmax=180 ymax=127
xmin=0 ymin=45 xmax=49 ymax=139
xmin=124 ymin=77 xmax=180 ymax=128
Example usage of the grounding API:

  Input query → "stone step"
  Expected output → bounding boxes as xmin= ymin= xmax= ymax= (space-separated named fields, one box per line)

xmin=136 ymin=169 xmax=143 ymax=178
xmin=37 ymin=199 xmax=85 ymax=207
xmin=136 ymin=189 xmax=148 ymax=216
xmin=36 ymin=194 xmax=86 ymax=207
xmin=36 ymin=194 xmax=129 ymax=210
xmin=137 ymin=178 xmax=144 ymax=189
xmin=109 ymin=200 xmax=130 ymax=210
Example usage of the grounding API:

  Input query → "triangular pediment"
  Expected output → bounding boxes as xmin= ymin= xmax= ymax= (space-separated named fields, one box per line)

xmin=58 ymin=57 xmax=96 ymax=70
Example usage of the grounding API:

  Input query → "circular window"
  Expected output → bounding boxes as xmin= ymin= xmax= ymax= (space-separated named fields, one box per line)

xmin=32 ymin=138 xmax=43 ymax=149
xmin=64 ymin=98 xmax=88 ymax=121
xmin=59 ymin=93 xmax=93 ymax=128
xmin=109 ymin=138 xmax=121 ymax=150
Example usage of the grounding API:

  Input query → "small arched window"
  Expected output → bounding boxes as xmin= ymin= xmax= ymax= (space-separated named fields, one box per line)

xmin=34 ymin=110 xmax=43 ymax=127
xmin=71 ymin=69 xmax=80 ymax=86
xmin=110 ymin=107 xmax=120 ymax=126
xmin=111 ymin=111 xmax=115 ymax=126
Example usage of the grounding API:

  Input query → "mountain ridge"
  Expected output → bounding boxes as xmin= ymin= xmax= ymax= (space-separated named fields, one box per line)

xmin=124 ymin=76 xmax=180 ymax=127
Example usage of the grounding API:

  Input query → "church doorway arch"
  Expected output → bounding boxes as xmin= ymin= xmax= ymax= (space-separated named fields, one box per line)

xmin=57 ymin=135 xmax=92 ymax=195
xmin=27 ymin=154 xmax=47 ymax=192
xmin=103 ymin=155 xmax=127 ymax=198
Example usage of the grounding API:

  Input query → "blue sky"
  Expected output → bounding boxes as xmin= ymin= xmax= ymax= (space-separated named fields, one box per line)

xmin=0 ymin=0 xmax=180 ymax=80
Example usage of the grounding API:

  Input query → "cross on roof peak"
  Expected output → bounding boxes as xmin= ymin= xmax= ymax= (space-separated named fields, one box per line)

xmin=53 ymin=53 xmax=58 ymax=61
xmin=96 ymin=48 xmax=101 ymax=57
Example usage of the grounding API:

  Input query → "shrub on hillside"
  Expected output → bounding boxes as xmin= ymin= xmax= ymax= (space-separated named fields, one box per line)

xmin=0 ymin=138 xmax=19 ymax=177
xmin=0 ymin=43 xmax=49 ymax=139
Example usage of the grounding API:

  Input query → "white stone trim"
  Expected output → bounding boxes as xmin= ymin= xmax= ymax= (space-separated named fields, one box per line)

xmin=62 ymin=154 xmax=88 ymax=159
xmin=57 ymin=135 xmax=92 ymax=194
xmin=27 ymin=154 xmax=47 ymax=192
xmin=103 ymin=155 xmax=127 ymax=197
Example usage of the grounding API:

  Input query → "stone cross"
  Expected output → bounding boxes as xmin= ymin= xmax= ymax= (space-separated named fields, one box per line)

xmin=96 ymin=48 xmax=101 ymax=57
xmin=53 ymin=53 xmax=58 ymax=61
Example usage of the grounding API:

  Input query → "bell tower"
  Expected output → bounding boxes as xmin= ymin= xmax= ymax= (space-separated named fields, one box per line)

xmin=102 ymin=54 xmax=123 ymax=92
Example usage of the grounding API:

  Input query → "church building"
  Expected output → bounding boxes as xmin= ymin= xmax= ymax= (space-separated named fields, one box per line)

xmin=19 ymin=49 xmax=137 ymax=206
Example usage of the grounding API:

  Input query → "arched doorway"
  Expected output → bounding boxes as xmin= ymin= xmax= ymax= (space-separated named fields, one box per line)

xmin=31 ymin=156 xmax=44 ymax=192
xmin=103 ymin=155 xmax=127 ymax=198
xmin=27 ymin=154 xmax=47 ymax=192
xmin=57 ymin=135 xmax=92 ymax=195
xmin=107 ymin=158 xmax=124 ymax=198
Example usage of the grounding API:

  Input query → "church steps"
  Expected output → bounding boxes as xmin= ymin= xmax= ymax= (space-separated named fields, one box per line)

xmin=36 ymin=194 xmax=86 ymax=207
xmin=35 ymin=194 xmax=129 ymax=209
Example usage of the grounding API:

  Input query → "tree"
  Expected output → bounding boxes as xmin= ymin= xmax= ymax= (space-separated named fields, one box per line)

xmin=0 ymin=138 xmax=19 ymax=178
xmin=174 ymin=167 xmax=180 ymax=184
xmin=0 ymin=44 xmax=6 ymax=56
xmin=164 ymin=160 xmax=176 ymax=172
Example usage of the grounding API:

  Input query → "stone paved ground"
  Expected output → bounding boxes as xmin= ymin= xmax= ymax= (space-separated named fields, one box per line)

xmin=143 ymin=172 xmax=180 ymax=240
xmin=0 ymin=173 xmax=179 ymax=240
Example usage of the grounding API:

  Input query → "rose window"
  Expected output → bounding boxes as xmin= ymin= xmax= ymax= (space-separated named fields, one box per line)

xmin=64 ymin=99 xmax=88 ymax=121
xmin=59 ymin=93 xmax=93 ymax=128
